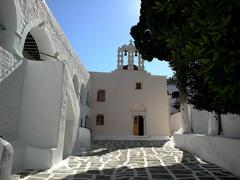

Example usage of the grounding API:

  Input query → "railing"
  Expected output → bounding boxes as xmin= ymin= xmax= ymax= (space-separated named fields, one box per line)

xmin=0 ymin=59 xmax=23 ymax=82
xmin=39 ymin=52 xmax=59 ymax=61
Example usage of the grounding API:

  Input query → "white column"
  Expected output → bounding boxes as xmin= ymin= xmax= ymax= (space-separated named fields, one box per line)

xmin=138 ymin=52 xmax=141 ymax=68
xmin=130 ymin=52 xmax=134 ymax=65
xmin=117 ymin=49 xmax=124 ymax=70
xmin=138 ymin=54 xmax=144 ymax=70
xmin=117 ymin=48 xmax=121 ymax=69
xmin=120 ymin=51 xmax=123 ymax=68
xmin=127 ymin=51 xmax=133 ymax=70
xmin=180 ymin=102 xmax=191 ymax=133
xmin=208 ymin=112 xmax=218 ymax=135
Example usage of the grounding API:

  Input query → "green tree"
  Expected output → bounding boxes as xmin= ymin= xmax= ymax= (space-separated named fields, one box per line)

xmin=131 ymin=0 xmax=240 ymax=134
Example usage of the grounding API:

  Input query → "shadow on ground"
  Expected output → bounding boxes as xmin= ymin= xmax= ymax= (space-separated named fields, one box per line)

xmin=14 ymin=140 xmax=239 ymax=180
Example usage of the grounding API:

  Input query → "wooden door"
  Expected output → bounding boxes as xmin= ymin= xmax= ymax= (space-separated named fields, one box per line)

xmin=133 ymin=116 xmax=139 ymax=135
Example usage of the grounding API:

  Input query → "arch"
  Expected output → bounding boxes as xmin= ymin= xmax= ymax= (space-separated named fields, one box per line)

xmin=0 ymin=0 xmax=17 ymax=52
xmin=97 ymin=89 xmax=105 ymax=102
xmin=80 ymin=84 xmax=86 ymax=104
xmin=63 ymin=97 xmax=78 ymax=158
xmin=19 ymin=19 xmax=55 ymax=61
xmin=72 ymin=75 xmax=80 ymax=98
xmin=22 ymin=32 xmax=41 ymax=60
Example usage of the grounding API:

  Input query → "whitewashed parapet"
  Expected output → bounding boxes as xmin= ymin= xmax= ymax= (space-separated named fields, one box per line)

xmin=222 ymin=114 xmax=240 ymax=138
xmin=187 ymin=105 xmax=240 ymax=138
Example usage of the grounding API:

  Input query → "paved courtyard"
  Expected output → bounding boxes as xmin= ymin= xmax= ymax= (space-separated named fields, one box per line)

xmin=13 ymin=140 xmax=238 ymax=180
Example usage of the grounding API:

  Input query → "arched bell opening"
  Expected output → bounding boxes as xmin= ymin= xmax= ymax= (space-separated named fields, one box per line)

xmin=117 ymin=41 xmax=144 ymax=71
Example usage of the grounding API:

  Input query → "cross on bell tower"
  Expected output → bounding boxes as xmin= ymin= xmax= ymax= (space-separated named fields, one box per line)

xmin=117 ymin=40 xmax=145 ymax=71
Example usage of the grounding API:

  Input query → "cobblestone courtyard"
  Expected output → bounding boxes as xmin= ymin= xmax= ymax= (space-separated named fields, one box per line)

xmin=13 ymin=140 xmax=238 ymax=180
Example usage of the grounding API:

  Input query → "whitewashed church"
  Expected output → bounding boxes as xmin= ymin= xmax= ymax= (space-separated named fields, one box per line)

xmin=0 ymin=0 xmax=170 ymax=177
xmin=90 ymin=41 xmax=170 ymax=140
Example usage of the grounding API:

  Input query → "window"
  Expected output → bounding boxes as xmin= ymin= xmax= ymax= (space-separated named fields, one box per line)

xmin=136 ymin=82 xmax=142 ymax=89
xmin=97 ymin=89 xmax=105 ymax=102
xmin=96 ymin=114 xmax=104 ymax=125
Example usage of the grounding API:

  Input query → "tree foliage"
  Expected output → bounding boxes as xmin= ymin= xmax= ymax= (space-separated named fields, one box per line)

xmin=131 ymin=0 xmax=240 ymax=115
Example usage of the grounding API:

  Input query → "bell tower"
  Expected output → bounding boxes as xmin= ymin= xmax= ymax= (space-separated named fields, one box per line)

xmin=117 ymin=40 xmax=144 ymax=71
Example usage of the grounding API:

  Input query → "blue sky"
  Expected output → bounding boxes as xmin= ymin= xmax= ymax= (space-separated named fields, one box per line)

xmin=46 ymin=0 xmax=173 ymax=77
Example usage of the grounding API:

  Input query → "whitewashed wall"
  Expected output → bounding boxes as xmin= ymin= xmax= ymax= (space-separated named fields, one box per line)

xmin=190 ymin=108 xmax=209 ymax=134
xmin=172 ymin=105 xmax=240 ymax=138
xmin=18 ymin=61 xmax=64 ymax=147
xmin=222 ymin=114 xmax=240 ymax=138
xmin=170 ymin=112 xmax=181 ymax=133
xmin=0 ymin=58 xmax=26 ymax=140
xmin=90 ymin=70 xmax=170 ymax=139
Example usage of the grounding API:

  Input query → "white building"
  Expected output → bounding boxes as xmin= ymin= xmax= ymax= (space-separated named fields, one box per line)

xmin=89 ymin=42 xmax=170 ymax=140
xmin=0 ymin=0 xmax=91 ymax=175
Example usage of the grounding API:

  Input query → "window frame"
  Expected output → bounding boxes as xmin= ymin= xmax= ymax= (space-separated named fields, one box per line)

xmin=135 ymin=82 xmax=142 ymax=90
xmin=96 ymin=114 xmax=104 ymax=125
xmin=97 ymin=89 xmax=106 ymax=102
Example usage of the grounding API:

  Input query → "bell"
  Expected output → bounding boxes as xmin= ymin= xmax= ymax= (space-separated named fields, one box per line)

xmin=124 ymin=50 xmax=127 ymax=56
xmin=134 ymin=51 xmax=138 ymax=56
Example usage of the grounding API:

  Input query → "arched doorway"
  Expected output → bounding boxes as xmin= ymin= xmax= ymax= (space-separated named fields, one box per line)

xmin=133 ymin=115 xmax=144 ymax=136
xmin=0 ymin=0 xmax=17 ymax=52
xmin=130 ymin=104 xmax=146 ymax=136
